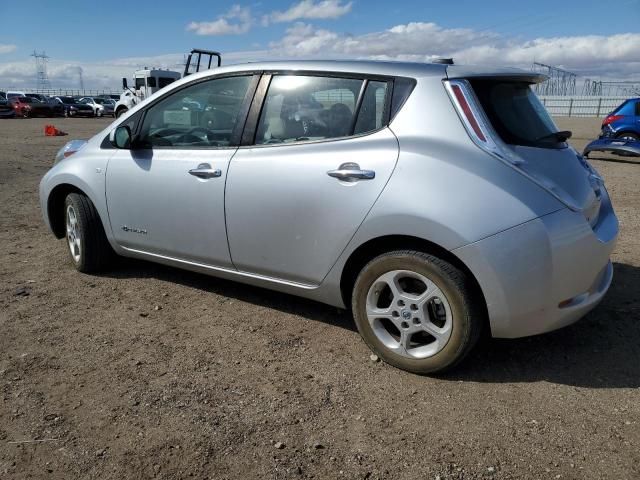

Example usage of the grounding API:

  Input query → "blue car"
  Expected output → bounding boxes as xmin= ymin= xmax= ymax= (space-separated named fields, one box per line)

xmin=600 ymin=97 xmax=640 ymax=141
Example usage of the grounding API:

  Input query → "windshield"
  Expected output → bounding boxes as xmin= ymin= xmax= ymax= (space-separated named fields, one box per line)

xmin=470 ymin=80 xmax=564 ymax=149
xmin=59 ymin=97 xmax=76 ymax=104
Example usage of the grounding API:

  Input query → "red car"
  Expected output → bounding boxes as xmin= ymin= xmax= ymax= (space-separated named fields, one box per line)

xmin=10 ymin=96 xmax=63 ymax=118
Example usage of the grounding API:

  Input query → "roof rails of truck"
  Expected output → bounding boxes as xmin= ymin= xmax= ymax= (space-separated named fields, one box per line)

xmin=184 ymin=49 xmax=222 ymax=77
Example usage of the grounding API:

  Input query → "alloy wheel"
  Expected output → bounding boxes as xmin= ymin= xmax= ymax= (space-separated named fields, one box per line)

xmin=366 ymin=269 xmax=453 ymax=359
xmin=66 ymin=205 xmax=81 ymax=263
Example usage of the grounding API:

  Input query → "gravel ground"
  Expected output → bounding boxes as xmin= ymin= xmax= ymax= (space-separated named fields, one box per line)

xmin=1 ymin=116 xmax=638 ymax=480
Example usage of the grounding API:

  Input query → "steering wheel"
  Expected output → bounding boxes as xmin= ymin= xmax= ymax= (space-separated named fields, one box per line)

xmin=176 ymin=127 xmax=219 ymax=146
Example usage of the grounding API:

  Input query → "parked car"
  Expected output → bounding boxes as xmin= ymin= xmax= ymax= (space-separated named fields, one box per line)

xmin=6 ymin=90 xmax=26 ymax=100
xmin=26 ymin=93 xmax=49 ymax=103
xmin=53 ymin=96 xmax=95 ymax=117
xmin=0 ymin=96 xmax=15 ymax=118
xmin=79 ymin=97 xmax=115 ymax=117
xmin=0 ymin=91 xmax=6 ymax=100
xmin=39 ymin=60 xmax=618 ymax=374
xmin=10 ymin=96 xmax=63 ymax=118
xmin=99 ymin=94 xmax=121 ymax=101
xmin=600 ymin=97 xmax=640 ymax=141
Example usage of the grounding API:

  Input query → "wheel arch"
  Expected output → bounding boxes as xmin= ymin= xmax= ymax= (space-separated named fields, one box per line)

xmin=115 ymin=105 xmax=128 ymax=118
xmin=47 ymin=183 xmax=91 ymax=239
xmin=339 ymin=234 xmax=488 ymax=318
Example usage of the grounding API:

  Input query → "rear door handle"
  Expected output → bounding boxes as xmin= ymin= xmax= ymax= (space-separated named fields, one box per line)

xmin=188 ymin=163 xmax=222 ymax=179
xmin=327 ymin=162 xmax=375 ymax=181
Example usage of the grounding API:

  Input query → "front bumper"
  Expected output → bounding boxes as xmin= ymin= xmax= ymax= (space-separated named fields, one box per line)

xmin=69 ymin=109 xmax=94 ymax=117
xmin=453 ymin=188 xmax=618 ymax=338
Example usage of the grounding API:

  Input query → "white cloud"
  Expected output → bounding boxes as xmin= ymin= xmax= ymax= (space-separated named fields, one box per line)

xmin=187 ymin=5 xmax=252 ymax=36
xmin=264 ymin=0 xmax=352 ymax=25
xmin=2 ymin=21 xmax=639 ymax=90
xmin=268 ymin=22 xmax=640 ymax=79
xmin=0 ymin=44 xmax=17 ymax=54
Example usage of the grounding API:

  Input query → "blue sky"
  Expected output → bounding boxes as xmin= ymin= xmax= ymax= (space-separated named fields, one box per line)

xmin=1 ymin=0 xmax=639 ymax=88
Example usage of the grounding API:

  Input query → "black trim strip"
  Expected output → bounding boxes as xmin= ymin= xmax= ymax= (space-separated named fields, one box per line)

xmin=349 ymin=79 xmax=368 ymax=136
xmin=241 ymin=74 xmax=272 ymax=146
xmin=230 ymin=74 xmax=261 ymax=146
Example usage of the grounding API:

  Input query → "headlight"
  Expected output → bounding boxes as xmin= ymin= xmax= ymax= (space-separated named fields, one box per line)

xmin=54 ymin=139 xmax=87 ymax=165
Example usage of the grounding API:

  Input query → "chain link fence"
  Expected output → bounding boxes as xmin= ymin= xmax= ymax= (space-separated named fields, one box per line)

xmin=539 ymin=96 xmax=629 ymax=117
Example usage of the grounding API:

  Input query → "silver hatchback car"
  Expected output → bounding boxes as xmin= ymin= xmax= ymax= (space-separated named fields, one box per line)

xmin=40 ymin=60 xmax=618 ymax=373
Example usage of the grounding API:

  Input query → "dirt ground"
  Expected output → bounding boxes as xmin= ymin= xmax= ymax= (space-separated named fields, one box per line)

xmin=1 ymin=116 xmax=638 ymax=480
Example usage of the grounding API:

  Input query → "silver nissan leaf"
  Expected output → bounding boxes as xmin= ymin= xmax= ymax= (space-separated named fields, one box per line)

xmin=39 ymin=60 xmax=618 ymax=374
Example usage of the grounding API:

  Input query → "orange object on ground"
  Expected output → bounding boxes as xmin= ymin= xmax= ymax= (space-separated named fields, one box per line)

xmin=44 ymin=124 xmax=68 ymax=136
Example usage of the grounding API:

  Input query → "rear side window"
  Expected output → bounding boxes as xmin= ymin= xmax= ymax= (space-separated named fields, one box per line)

xmin=470 ymin=80 xmax=562 ymax=149
xmin=256 ymin=75 xmax=362 ymax=144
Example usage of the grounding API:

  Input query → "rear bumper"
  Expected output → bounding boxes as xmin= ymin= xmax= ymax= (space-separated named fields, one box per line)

xmin=453 ymin=188 xmax=618 ymax=338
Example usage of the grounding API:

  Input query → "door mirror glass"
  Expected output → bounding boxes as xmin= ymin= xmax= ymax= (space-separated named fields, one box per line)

xmin=110 ymin=125 xmax=132 ymax=149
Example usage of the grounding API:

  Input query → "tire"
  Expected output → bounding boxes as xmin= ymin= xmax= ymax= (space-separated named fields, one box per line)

xmin=63 ymin=193 xmax=113 ymax=273
xmin=22 ymin=108 xmax=31 ymax=119
xmin=616 ymin=132 xmax=639 ymax=142
xmin=116 ymin=108 xmax=127 ymax=118
xmin=352 ymin=250 xmax=483 ymax=374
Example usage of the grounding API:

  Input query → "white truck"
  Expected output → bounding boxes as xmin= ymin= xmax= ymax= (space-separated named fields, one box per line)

xmin=114 ymin=49 xmax=222 ymax=118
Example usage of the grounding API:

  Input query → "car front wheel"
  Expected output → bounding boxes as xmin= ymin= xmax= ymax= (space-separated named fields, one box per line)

xmin=64 ymin=193 xmax=113 ymax=273
xmin=352 ymin=250 xmax=483 ymax=374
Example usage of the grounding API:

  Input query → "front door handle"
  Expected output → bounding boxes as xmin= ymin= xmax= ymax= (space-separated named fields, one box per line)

xmin=188 ymin=163 xmax=222 ymax=179
xmin=327 ymin=162 xmax=375 ymax=181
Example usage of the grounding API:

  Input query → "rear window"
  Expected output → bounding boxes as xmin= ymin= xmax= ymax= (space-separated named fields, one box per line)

xmin=159 ymin=77 xmax=176 ymax=88
xmin=470 ymin=80 xmax=563 ymax=149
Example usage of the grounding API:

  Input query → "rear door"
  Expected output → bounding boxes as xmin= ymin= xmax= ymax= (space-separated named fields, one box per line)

xmin=225 ymin=74 xmax=398 ymax=285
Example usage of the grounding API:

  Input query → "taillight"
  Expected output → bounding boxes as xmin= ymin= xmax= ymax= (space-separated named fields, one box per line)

xmin=451 ymin=84 xmax=486 ymax=142
xmin=602 ymin=114 xmax=623 ymax=126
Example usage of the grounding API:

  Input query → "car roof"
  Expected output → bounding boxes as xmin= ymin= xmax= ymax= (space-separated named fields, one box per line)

xmin=175 ymin=59 xmax=541 ymax=88
xmin=182 ymin=60 xmax=447 ymax=82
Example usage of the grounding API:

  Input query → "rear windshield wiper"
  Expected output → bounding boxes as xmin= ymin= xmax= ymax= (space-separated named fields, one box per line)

xmin=535 ymin=130 xmax=572 ymax=143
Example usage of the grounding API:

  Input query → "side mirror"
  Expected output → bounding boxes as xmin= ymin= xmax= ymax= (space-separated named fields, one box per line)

xmin=109 ymin=125 xmax=132 ymax=149
xmin=122 ymin=77 xmax=128 ymax=89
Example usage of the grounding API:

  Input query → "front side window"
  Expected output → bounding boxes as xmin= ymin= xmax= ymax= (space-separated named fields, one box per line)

xmin=137 ymin=75 xmax=252 ymax=148
xmin=255 ymin=75 xmax=363 ymax=145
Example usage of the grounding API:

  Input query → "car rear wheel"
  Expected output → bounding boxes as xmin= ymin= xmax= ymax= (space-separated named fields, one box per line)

xmin=352 ymin=250 xmax=483 ymax=374
xmin=64 ymin=193 xmax=113 ymax=273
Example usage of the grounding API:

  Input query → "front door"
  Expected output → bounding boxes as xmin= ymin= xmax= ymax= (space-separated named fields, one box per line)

xmin=106 ymin=74 xmax=256 ymax=268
